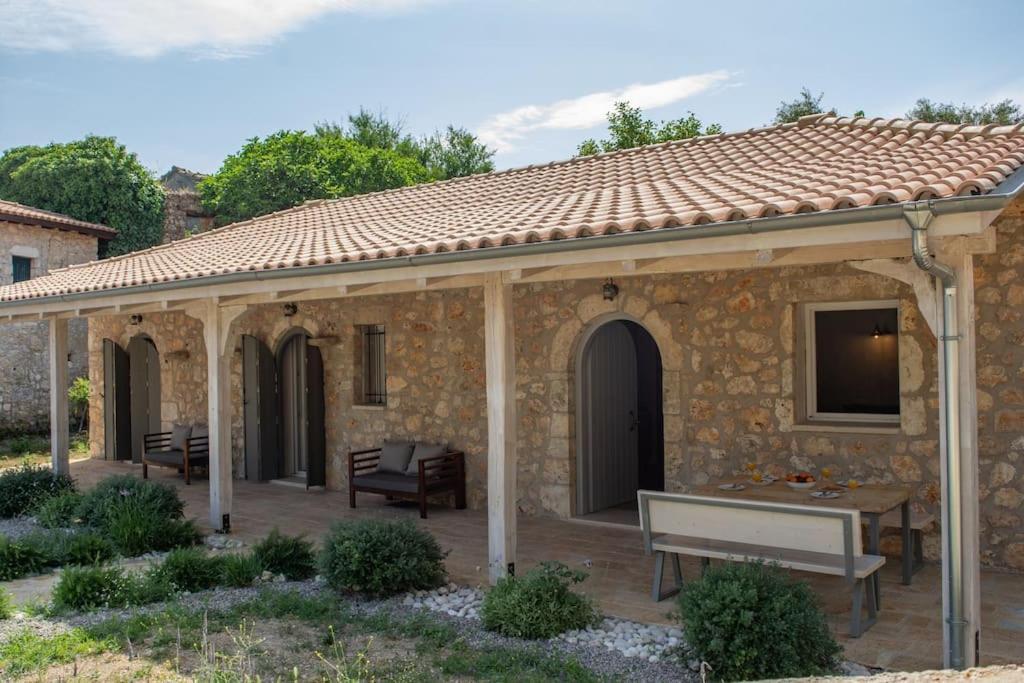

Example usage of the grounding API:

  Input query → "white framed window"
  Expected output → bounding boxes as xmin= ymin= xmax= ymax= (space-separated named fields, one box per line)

xmin=357 ymin=324 xmax=387 ymax=406
xmin=803 ymin=300 xmax=900 ymax=424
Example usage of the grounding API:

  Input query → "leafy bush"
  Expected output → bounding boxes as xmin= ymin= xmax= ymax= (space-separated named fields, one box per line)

xmin=0 ymin=588 xmax=12 ymax=619
xmin=480 ymin=562 xmax=599 ymax=639
xmin=63 ymin=532 xmax=115 ymax=566
xmin=677 ymin=561 xmax=842 ymax=681
xmin=220 ymin=552 xmax=263 ymax=588
xmin=0 ymin=535 xmax=48 ymax=580
xmin=0 ymin=465 xmax=75 ymax=518
xmin=76 ymin=475 xmax=183 ymax=527
xmin=253 ymin=529 xmax=317 ymax=580
xmin=33 ymin=492 xmax=83 ymax=529
xmin=51 ymin=565 xmax=135 ymax=611
xmin=319 ymin=519 xmax=446 ymax=596
xmin=6 ymin=434 xmax=47 ymax=456
xmin=154 ymin=547 xmax=224 ymax=592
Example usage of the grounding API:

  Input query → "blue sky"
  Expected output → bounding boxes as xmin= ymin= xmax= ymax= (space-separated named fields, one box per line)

xmin=1 ymin=0 xmax=1022 ymax=176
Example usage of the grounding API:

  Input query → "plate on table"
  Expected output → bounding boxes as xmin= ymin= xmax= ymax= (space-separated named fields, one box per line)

xmin=748 ymin=478 xmax=772 ymax=486
xmin=718 ymin=483 xmax=746 ymax=491
xmin=810 ymin=490 xmax=842 ymax=500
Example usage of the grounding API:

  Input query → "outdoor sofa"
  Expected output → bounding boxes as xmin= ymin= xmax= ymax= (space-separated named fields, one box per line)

xmin=142 ymin=424 xmax=209 ymax=485
xmin=348 ymin=440 xmax=466 ymax=518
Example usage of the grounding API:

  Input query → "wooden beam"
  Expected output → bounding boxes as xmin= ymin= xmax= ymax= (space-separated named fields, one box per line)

xmin=850 ymin=259 xmax=940 ymax=338
xmin=484 ymin=273 xmax=517 ymax=584
xmin=48 ymin=318 xmax=70 ymax=476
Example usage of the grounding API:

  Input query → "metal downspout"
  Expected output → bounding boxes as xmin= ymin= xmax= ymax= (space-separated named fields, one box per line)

xmin=904 ymin=201 xmax=965 ymax=669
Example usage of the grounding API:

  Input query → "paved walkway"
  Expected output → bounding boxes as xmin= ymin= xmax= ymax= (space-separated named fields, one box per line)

xmin=56 ymin=459 xmax=1024 ymax=671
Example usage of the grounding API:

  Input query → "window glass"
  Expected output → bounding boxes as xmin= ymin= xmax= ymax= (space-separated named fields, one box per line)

xmin=12 ymin=256 xmax=31 ymax=283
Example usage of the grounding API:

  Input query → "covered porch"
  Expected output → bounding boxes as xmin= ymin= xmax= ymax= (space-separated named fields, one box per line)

xmin=70 ymin=457 xmax=1024 ymax=672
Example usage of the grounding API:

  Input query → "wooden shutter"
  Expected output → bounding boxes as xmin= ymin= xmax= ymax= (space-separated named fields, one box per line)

xmin=305 ymin=344 xmax=327 ymax=488
xmin=102 ymin=339 xmax=131 ymax=461
xmin=242 ymin=335 xmax=280 ymax=481
xmin=128 ymin=336 xmax=160 ymax=464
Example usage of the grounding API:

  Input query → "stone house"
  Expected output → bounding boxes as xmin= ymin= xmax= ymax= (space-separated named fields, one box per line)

xmin=159 ymin=166 xmax=215 ymax=244
xmin=0 ymin=200 xmax=115 ymax=431
xmin=1 ymin=115 xmax=1023 ymax=667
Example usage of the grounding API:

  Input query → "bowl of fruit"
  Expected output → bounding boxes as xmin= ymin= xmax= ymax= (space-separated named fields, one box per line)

xmin=785 ymin=472 xmax=817 ymax=489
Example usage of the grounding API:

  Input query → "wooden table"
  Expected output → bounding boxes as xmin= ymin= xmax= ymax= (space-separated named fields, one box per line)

xmin=695 ymin=480 xmax=914 ymax=602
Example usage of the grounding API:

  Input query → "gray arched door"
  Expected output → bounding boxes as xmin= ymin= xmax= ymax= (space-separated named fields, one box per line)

xmin=127 ymin=335 xmax=160 ymax=464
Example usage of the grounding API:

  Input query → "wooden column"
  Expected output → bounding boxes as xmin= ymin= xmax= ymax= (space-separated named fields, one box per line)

xmin=936 ymin=239 xmax=981 ymax=668
xmin=48 ymin=317 xmax=70 ymax=476
xmin=200 ymin=301 xmax=246 ymax=532
xmin=484 ymin=272 xmax=517 ymax=583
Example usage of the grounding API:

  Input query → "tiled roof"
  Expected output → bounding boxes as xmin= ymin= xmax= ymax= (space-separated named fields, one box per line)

xmin=2 ymin=115 xmax=1024 ymax=303
xmin=0 ymin=199 xmax=117 ymax=240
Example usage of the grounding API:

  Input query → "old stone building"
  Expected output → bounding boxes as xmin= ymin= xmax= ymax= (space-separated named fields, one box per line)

xmin=0 ymin=200 xmax=115 ymax=431
xmin=159 ymin=166 xmax=215 ymax=244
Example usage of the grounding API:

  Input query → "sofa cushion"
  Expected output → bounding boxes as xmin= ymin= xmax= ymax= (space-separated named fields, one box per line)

xmin=145 ymin=449 xmax=185 ymax=466
xmin=353 ymin=471 xmax=419 ymax=494
xmin=169 ymin=424 xmax=192 ymax=451
xmin=191 ymin=424 xmax=209 ymax=441
xmin=377 ymin=440 xmax=414 ymax=474
xmin=406 ymin=442 xmax=447 ymax=475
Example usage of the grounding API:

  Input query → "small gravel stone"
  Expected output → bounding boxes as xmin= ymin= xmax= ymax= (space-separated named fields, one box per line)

xmin=0 ymin=516 xmax=45 ymax=541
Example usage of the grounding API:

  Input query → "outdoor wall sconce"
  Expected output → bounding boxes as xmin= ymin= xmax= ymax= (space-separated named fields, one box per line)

xmin=872 ymin=323 xmax=892 ymax=338
xmin=283 ymin=303 xmax=298 ymax=317
xmin=602 ymin=278 xmax=619 ymax=301
xmin=128 ymin=314 xmax=143 ymax=325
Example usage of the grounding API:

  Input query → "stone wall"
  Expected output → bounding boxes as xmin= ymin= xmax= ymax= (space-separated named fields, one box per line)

xmin=162 ymin=190 xmax=215 ymax=244
xmin=0 ymin=222 xmax=96 ymax=431
xmin=84 ymin=201 xmax=1024 ymax=570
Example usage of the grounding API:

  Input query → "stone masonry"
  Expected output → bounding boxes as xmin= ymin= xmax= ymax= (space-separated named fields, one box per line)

xmin=86 ymin=198 xmax=1024 ymax=571
xmin=0 ymin=221 xmax=96 ymax=431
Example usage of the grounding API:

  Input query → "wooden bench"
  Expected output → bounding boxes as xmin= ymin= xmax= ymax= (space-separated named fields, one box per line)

xmin=142 ymin=426 xmax=209 ymax=485
xmin=638 ymin=490 xmax=886 ymax=637
xmin=348 ymin=446 xmax=466 ymax=519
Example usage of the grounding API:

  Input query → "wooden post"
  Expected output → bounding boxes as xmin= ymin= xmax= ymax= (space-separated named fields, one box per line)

xmin=48 ymin=317 xmax=69 ymax=476
xmin=484 ymin=272 xmax=517 ymax=583
xmin=200 ymin=301 xmax=246 ymax=533
xmin=936 ymin=239 xmax=981 ymax=668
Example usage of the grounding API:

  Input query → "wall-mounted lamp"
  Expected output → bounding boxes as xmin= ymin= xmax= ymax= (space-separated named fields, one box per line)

xmin=128 ymin=314 xmax=143 ymax=325
xmin=283 ymin=303 xmax=298 ymax=317
xmin=602 ymin=278 xmax=619 ymax=301
xmin=872 ymin=324 xmax=881 ymax=338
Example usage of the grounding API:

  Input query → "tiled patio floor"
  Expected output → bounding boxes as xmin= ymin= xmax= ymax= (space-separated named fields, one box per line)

xmin=72 ymin=459 xmax=1024 ymax=672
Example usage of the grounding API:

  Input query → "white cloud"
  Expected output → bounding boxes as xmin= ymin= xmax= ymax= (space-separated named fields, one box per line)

xmin=477 ymin=70 xmax=731 ymax=153
xmin=0 ymin=0 xmax=442 ymax=58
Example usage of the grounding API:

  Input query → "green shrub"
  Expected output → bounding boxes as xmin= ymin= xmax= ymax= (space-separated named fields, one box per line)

xmin=76 ymin=475 xmax=183 ymax=527
xmin=480 ymin=562 xmax=599 ymax=639
xmin=51 ymin=565 xmax=136 ymax=611
xmin=220 ymin=552 xmax=263 ymax=588
xmin=63 ymin=532 xmax=115 ymax=566
xmin=253 ymin=529 xmax=317 ymax=580
xmin=319 ymin=519 xmax=446 ymax=596
xmin=95 ymin=499 xmax=200 ymax=557
xmin=154 ymin=547 xmax=224 ymax=592
xmin=0 ymin=588 xmax=12 ymax=619
xmin=0 ymin=465 xmax=74 ymax=518
xmin=33 ymin=492 xmax=83 ymax=528
xmin=677 ymin=561 xmax=841 ymax=681
xmin=12 ymin=531 xmax=65 ymax=567
xmin=6 ymin=434 xmax=47 ymax=456
xmin=0 ymin=535 xmax=48 ymax=580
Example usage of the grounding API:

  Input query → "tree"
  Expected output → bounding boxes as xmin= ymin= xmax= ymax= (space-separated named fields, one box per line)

xmin=774 ymin=88 xmax=837 ymax=124
xmin=906 ymin=98 xmax=1023 ymax=125
xmin=199 ymin=129 xmax=429 ymax=226
xmin=0 ymin=136 xmax=165 ymax=256
xmin=576 ymin=101 xmax=723 ymax=156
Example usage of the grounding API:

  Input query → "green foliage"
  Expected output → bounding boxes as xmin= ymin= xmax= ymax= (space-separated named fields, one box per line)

xmin=0 ymin=628 xmax=115 ymax=676
xmin=33 ymin=491 xmax=83 ymax=528
xmin=62 ymin=532 xmax=116 ymax=566
xmin=774 ymin=88 xmax=835 ymax=124
xmin=67 ymin=377 xmax=90 ymax=409
xmin=251 ymin=528 xmax=317 ymax=580
xmin=76 ymin=474 xmax=184 ymax=526
xmin=154 ymin=547 xmax=224 ymax=592
xmin=0 ymin=136 xmax=165 ymax=256
xmin=5 ymin=434 xmax=47 ymax=456
xmin=907 ymin=98 xmax=1024 ymax=125
xmin=577 ymin=101 xmax=722 ymax=156
xmin=51 ymin=565 xmax=134 ymax=611
xmin=0 ymin=588 xmax=12 ymax=620
xmin=480 ymin=561 xmax=599 ymax=639
xmin=320 ymin=519 xmax=447 ymax=596
xmin=0 ymin=535 xmax=47 ymax=580
xmin=0 ymin=465 xmax=74 ymax=518
xmin=220 ymin=552 xmax=263 ymax=588
xmin=677 ymin=561 xmax=841 ymax=681
xmin=99 ymin=500 xmax=200 ymax=556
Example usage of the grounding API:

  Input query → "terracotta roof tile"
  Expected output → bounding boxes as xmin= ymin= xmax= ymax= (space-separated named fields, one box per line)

xmin=2 ymin=115 xmax=1023 ymax=303
xmin=0 ymin=199 xmax=117 ymax=240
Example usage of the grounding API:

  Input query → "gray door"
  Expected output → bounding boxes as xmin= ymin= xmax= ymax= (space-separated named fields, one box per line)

xmin=278 ymin=333 xmax=308 ymax=476
xmin=579 ymin=321 xmax=639 ymax=514
xmin=305 ymin=344 xmax=326 ymax=488
xmin=127 ymin=336 xmax=160 ymax=464
xmin=242 ymin=335 xmax=280 ymax=481
xmin=102 ymin=339 xmax=131 ymax=461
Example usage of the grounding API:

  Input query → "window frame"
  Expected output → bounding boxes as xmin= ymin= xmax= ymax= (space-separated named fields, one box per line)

xmin=358 ymin=324 xmax=387 ymax=407
xmin=11 ymin=255 xmax=32 ymax=283
xmin=802 ymin=299 xmax=901 ymax=425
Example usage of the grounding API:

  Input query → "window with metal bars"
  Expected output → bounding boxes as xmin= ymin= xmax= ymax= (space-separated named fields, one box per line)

xmin=359 ymin=324 xmax=387 ymax=406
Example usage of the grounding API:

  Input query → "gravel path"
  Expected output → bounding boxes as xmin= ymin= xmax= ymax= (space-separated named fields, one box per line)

xmin=0 ymin=516 xmax=44 ymax=541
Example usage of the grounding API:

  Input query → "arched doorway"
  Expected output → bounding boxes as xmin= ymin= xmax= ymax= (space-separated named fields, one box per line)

xmin=127 ymin=335 xmax=160 ymax=464
xmin=576 ymin=318 xmax=664 ymax=520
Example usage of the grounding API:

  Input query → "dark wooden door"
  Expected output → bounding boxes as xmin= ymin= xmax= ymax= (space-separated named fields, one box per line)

xmin=242 ymin=335 xmax=280 ymax=481
xmin=128 ymin=336 xmax=160 ymax=464
xmin=305 ymin=344 xmax=326 ymax=488
xmin=102 ymin=339 xmax=131 ymax=461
